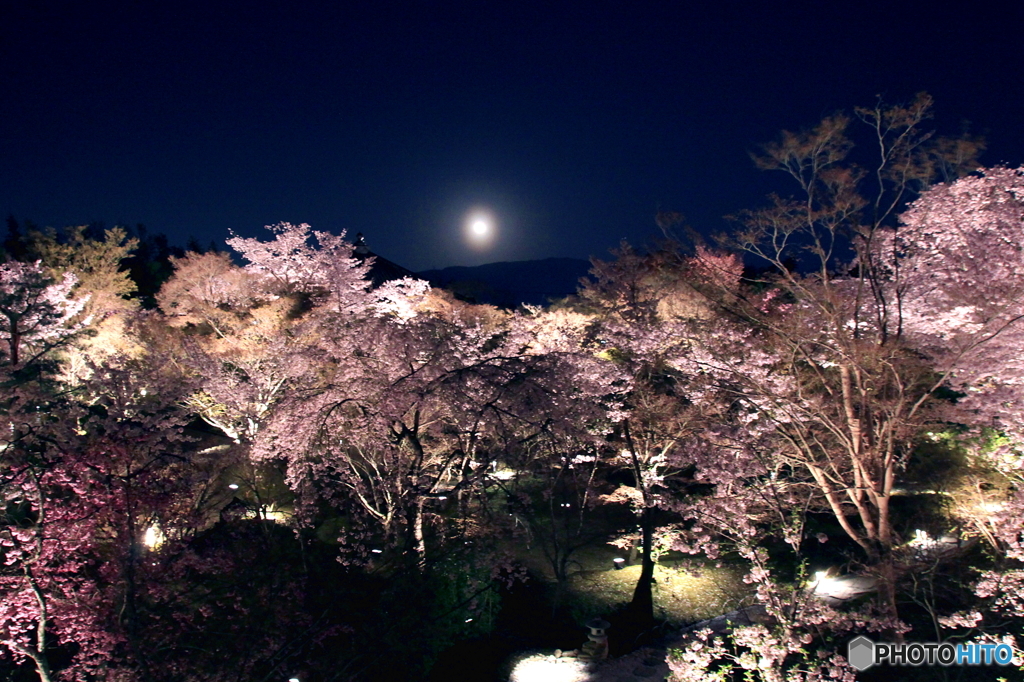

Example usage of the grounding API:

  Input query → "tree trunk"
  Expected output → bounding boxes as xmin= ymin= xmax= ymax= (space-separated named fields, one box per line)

xmin=23 ymin=568 xmax=53 ymax=682
xmin=629 ymin=506 xmax=655 ymax=631
xmin=9 ymin=324 xmax=20 ymax=366
xmin=623 ymin=419 xmax=656 ymax=632
xmin=408 ymin=497 xmax=426 ymax=570
xmin=874 ymin=553 xmax=903 ymax=642
xmin=121 ymin=486 xmax=156 ymax=682
xmin=29 ymin=651 xmax=52 ymax=682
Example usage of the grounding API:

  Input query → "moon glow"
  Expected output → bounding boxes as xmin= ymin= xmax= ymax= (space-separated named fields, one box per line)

xmin=464 ymin=209 xmax=497 ymax=249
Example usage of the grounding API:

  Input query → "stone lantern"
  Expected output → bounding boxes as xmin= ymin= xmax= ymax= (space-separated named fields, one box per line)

xmin=579 ymin=618 xmax=610 ymax=661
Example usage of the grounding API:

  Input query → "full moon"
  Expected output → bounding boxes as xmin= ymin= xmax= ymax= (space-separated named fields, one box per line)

xmin=471 ymin=218 xmax=490 ymax=236
xmin=464 ymin=209 xmax=497 ymax=249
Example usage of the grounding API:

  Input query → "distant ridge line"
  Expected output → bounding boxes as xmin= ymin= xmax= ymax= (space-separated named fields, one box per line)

xmin=418 ymin=257 xmax=593 ymax=308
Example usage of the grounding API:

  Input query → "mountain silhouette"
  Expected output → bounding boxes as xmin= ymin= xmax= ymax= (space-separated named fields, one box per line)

xmin=419 ymin=257 xmax=593 ymax=308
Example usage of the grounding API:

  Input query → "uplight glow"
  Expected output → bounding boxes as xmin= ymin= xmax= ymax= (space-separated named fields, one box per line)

xmin=143 ymin=524 xmax=165 ymax=550
xmin=509 ymin=654 xmax=593 ymax=682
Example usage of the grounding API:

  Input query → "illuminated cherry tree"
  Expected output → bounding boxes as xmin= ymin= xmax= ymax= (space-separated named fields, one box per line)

xmin=577 ymin=244 xmax=748 ymax=626
xmin=666 ymin=97 xmax=989 ymax=630
xmin=892 ymin=167 xmax=1024 ymax=661
xmin=896 ymin=166 xmax=1024 ymax=436
xmin=0 ymin=359 xmax=192 ymax=681
xmin=225 ymin=222 xmax=372 ymax=308
xmin=0 ymin=261 xmax=85 ymax=368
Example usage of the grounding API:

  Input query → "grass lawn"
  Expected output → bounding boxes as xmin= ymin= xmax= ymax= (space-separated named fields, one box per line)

xmin=512 ymin=539 xmax=752 ymax=626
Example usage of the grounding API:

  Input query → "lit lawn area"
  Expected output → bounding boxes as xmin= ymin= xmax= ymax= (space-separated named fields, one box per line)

xmin=565 ymin=561 xmax=752 ymax=624
xmin=510 ymin=538 xmax=753 ymax=624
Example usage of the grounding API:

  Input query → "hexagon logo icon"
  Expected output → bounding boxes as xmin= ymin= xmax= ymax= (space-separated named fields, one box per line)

xmin=848 ymin=636 xmax=875 ymax=671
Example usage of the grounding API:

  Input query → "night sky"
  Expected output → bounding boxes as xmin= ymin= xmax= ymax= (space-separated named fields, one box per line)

xmin=3 ymin=1 xmax=1023 ymax=271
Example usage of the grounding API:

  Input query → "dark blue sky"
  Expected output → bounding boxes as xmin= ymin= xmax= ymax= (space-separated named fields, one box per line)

xmin=3 ymin=1 xmax=1023 ymax=271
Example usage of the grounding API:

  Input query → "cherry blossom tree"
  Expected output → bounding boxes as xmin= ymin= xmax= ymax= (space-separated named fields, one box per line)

xmin=0 ymin=262 xmax=99 ymax=680
xmin=888 ymin=167 xmax=1024 ymax=663
xmin=0 ymin=448 xmax=126 ymax=682
xmin=576 ymin=244 xmax=747 ymax=627
xmin=0 ymin=338 xmax=210 ymax=681
xmin=225 ymin=222 xmax=372 ymax=307
xmin=157 ymin=251 xmax=269 ymax=339
xmin=246 ymin=281 xmax=621 ymax=571
xmin=253 ymin=302 xmax=507 ymax=564
xmin=481 ymin=306 xmax=625 ymax=603
xmin=574 ymin=245 xmax=914 ymax=675
xmin=0 ymin=261 xmax=85 ymax=368
xmin=23 ymin=225 xmax=140 ymax=383
xmin=156 ymin=228 xmax=370 ymax=530
xmin=176 ymin=223 xmax=420 ymax=448
xmin=683 ymin=95 xmax=989 ymax=626
xmin=159 ymin=223 xmax=442 ymax=566
xmin=895 ymin=166 xmax=1024 ymax=437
